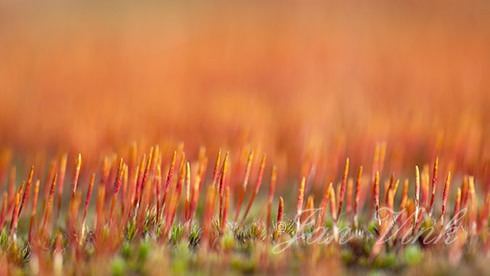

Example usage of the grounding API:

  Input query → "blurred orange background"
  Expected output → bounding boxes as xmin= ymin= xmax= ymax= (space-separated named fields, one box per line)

xmin=1 ymin=1 xmax=490 ymax=178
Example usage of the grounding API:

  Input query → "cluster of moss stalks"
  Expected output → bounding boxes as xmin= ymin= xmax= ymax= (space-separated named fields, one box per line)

xmin=0 ymin=145 xmax=489 ymax=275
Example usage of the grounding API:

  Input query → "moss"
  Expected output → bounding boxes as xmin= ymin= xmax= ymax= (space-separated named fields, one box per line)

xmin=230 ymin=255 xmax=256 ymax=274
xmin=341 ymin=250 xmax=354 ymax=264
xmin=171 ymin=225 xmax=184 ymax=244
xmin=404 ymin=246 xmax=423 ymax=265
xmin=112 ymin=257 xmax=126 ymax=276
xmin=138 ymin=240 xmax=151 ymax=261
xmin=221 ymin=232 xmax=235 ymax=250
xmin=121 ymin=242 xmax=131 ymax=259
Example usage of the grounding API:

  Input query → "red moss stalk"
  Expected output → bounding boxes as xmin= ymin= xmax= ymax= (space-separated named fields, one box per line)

xmin=374 ymin=171 xmax=380 ymax=225
xmin=41 ymin=174 xmax=57 ymax=238
xmin=28 ymin=180 xmax=40 ymax=243
xmin=146 ymin=151 xmax=158 ymax=210
xmin=414 ymin=166 xmax=420 ymax=225
xmin=201 ymin=186 xmax=215 ymax=249
xmin=187 ymin=171 xmax=200 ymax=228
xmin=421 ymin=165 xmax=429 ymax=209
xmin=384 ymin=174 xmax=395 ymax=205
xmin=151 ymin=145 xmax=160 ymax=178
xmin=201 ymin=186 xmax=215 ymax=250
xmin=109 ymin=158 xmax=124 ymax=224
xmin=95 ymin=185 xmax=105 ymax=240
xmin=221 ymin=186 xmax=230 ymax=233
xmin=329 ymin=184 xmax=339 ymax=241
xmin=8 ymin=191 xmax=21 ymax=242
xmin=295 ymin=176 xmax=306 ymax=230
xmin=337 ymin=158 xmax=349 ymax=220
xmin=346 ymin=178 xmax=353 ymax=219
xmin=479 ymin=192 xmax=490 ymax=231
xmin=19 ymin=166 xmax=34 ymax=217
xmin=452 ymin=188 xmax=462 ymax=230
xmin=80 ymin=173 xmax=95 ymax=243
xmin=304 ymin=195 xmax=315 ymax=225
xmin=71 ymin=154 xmax=82 ymax=203
xmin=370 ymin=189 xmax=396 ymax=261
xmin=196 ymin=147 xmax=207 ymax=192
xmin=138 ymin=147 xmax=154 ymax=208
xmin=66 ymin=154 xmax=81 ymax=236
xmin=218 ymin=152 xmax=229 ymax=221
xmin=82 ymin=174 xmax=96 ymax=225
xmin=43 ymin=161 xmax=56 ymax=200
xmin=134 ymin=154 xmax=146 ymax=209
xmin=0 ymin=192 xmax=7 ymax=230
xmin=275 ymin=196 xmax=284 ymax=239
xmin=95 ymin=185 xmax=106 ymax=237
xmin=440 ymin=171 xmax=451 ymax=225
xmin=387 ymin=189 xmax=394 ymax=221
xmin=67 ymin=193 xmax=81 ymax=247
xmin=121 ymin=164 xmax=128 ymax=217
xmin=56 ymin=154 xmax=67 ymax=223
xmin=329 ymin=183 xmax=337 ymax=221
xmin=234 ymin=150 xmax=254 ymax=223
xmin=316 ymin=182 xmax=333 ymax=230
xmin=211 ymin=149 xmax=222 ymax=192
xmin=164 ymin=159 xmax=186 ymax=235
xmin=468 ymin=176 xmax=477 ymax=234
xmin=399 ymin=179 xmax=409 ymax=210
xmin=185 ymin=161 xmax=192 ymax=223
xmin=189 ymin=159 xmax=206 ymax=224
xmin=125 ymin=164 xmax=139 ymax=221
xmin=100 ymin=157 xmax=110 ymax=197
xmin=161 ymin=151 xmax=177 ymax=212
xmin=266 ymin=165 xmax=277 ymax=238
xmin=370 ymin=144 xmax=381 ymax=212
xmin=396 ymin=179 xmax=410 ymax=234
xmin=371 ymin=143 xmax=380 ymax=182
xmin=429 ymin=158 xmax=439 ymax=218
xmin=241 ymin=153 xmax=266 ymax=225
xmin=413 ymin=208 xmax=425 ymax=234
xmin=353 ymin=166 xmax=363 ymax=227
xmin=105 ymin=156 xmax=117 ymax=200
xmin=461 ymin=176 xmax=469 ymax=210
xmin=155 ymin=163 xmax=162 ymax=224
xmin=393 ymin=179 xmax=400 ymax=196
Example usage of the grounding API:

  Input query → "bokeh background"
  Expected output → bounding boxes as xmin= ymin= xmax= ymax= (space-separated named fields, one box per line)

xmin=1 ymin=1 xmax=490 ymax=182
